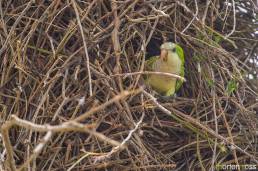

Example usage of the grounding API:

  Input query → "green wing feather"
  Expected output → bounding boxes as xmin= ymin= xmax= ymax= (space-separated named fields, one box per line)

xmin=145 ymin=56 xmax=159 ymax=70
xmin=175 ymin=44 xmax=185 ymax=92
xmin=144 ymin=56 xmax=158 ymax=82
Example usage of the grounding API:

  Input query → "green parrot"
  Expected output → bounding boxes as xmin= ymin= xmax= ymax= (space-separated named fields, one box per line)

xmin=145 ymin=42 xmax=185 ymax=96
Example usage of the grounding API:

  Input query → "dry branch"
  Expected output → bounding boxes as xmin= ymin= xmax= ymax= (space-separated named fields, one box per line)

xmin=0 ymin=0 xmax=257 ymax=170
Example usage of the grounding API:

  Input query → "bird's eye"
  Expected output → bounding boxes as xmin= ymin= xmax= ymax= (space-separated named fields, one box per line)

xmin=172 ymin=48 xmax=176 ymax=52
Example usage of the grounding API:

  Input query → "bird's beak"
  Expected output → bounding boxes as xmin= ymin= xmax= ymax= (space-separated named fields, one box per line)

xmin=160 ymin=49 xmax=168 ymax=61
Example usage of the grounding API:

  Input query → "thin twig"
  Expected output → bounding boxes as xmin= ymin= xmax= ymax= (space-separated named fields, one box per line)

xmin=18 ymin=131 xmax=53 ymax=171
xmin=181 ymin=0 xmax=199 ymax=33
xmin=111 ymin=0 xmax=123 ymax=91
xmin=225 ymin=0 xmax=236 ymax=38
xmin=111 ymin=71 xmax=186 ymax=82
xmin=93 ymin=111 xmax=145 ymax=163
xmin=71 ymin=0 xmax=93 ymax=96
xmin=73 ymin=89 xmax=142 ymax=122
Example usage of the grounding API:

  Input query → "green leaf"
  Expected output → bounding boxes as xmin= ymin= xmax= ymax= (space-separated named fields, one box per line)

xmin=206 ymin=79 xmax=215 ymax=88
xmin=226 ymin=80 xmax=238 ymax=95
xmin=175 ymin=44 xmax=185 ymax=64
xmin=214 ymin=35 xmax=222 ymax=44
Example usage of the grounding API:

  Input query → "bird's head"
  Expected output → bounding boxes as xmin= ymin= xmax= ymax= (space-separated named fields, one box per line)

xmin=160 ymin=42 xmax=177 ymax=61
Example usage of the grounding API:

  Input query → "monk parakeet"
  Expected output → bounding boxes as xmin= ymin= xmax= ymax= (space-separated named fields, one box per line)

xmin=145 ymin=42 xmax=185 ymax=96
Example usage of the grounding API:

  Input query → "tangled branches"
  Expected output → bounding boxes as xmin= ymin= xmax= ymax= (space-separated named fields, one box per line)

xmin=0 ymin=0 xmax=257 ymax=170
